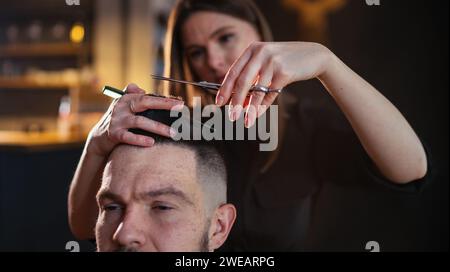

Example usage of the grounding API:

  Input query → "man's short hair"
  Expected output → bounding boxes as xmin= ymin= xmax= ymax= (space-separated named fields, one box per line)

xmin=125 ymin=109 xmax=228 ymax=211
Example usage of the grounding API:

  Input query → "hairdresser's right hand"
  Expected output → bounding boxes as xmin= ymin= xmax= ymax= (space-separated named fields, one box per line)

xmin=85 ymin=83 xmax=184 ymax=157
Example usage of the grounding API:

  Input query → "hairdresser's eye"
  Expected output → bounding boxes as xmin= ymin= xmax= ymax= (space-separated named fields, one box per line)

xmin=218 ymin=33 xmax=235 ymax=45
xmin=188 ymin=49 xmax=205 ymax=61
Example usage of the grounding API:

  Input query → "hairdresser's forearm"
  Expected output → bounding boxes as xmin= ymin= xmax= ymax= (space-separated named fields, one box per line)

xmin=68 ymin=141 xmax=105 ymax=240
xmin=317 ymin=53 xmax=427 ymax=184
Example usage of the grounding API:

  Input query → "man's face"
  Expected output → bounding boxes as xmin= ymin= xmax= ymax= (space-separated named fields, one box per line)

xmin=95 ymin=144 xmax=211 ymax=252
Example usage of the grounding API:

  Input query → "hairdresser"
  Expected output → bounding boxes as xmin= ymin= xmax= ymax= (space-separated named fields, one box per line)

xmin=68 ymin=0 xmax=431 ymax=251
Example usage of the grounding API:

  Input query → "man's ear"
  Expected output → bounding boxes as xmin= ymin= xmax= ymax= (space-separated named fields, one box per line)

xmin=208 ymin=204 xmax=236 ymax=251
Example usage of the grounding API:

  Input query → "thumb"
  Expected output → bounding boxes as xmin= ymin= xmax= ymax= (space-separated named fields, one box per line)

xmin=124 ymin=83 xmax=145 ymax=94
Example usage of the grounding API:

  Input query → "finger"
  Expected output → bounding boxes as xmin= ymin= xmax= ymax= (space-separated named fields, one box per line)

xmin=257 ymin=75 xmax=284 ymax=118
xmin=229 ymin=54 xmax=265 ymax=121
xmin=216 ymin=45 xmax=253 ymax=106
xmin=257 ymin=93 xmax=279 ymax=118
xmin=245 ymin=63 xmax=273 ymax=128
xmin=115 ymin=130 xmax=155 ymax=147
xmin=124 ymin=115 xmax=177 ymax=139
xmin=105 ymin=98 xmax=119 ymax=114
xmin=124 ymin=83 xmax=145 ymax=94
xmin=128 ymin=94 xmax=184 ymax=113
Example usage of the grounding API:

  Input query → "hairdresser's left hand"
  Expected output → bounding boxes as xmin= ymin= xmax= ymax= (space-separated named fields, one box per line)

xmin=216 ymin=42 xmax=332 ymax=127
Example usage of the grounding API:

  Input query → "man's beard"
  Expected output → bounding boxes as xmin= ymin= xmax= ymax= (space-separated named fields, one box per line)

xmin=115 ymin=220 xmax=211 ymax=252
xmin=114 ymin=247 xmax=138 ymax=252
xmin=198 ymin=220 xmax=211 ymax=252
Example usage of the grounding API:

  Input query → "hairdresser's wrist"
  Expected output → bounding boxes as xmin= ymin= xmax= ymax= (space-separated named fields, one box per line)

xmin=84 ymin=130 xmax=115 ymax=158
xmin=316 ymin=49 xmax=343 ymax=86
xmin=314 ymin=45 xmax=337 ymax=79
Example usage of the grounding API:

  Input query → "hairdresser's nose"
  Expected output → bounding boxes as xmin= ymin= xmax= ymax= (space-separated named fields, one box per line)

xmin=112 ymin=208 xmax=150 ymax=251
xmin=206 ymin=48 xmax=227 ymax=76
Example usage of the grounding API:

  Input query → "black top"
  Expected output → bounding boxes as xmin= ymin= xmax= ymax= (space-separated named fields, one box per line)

xmin=219 ymin=89 xmax=432 ymax=252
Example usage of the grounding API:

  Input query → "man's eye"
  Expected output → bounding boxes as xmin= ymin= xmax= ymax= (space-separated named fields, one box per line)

xmin=218 ymin=33 xmax=235 ymax=44
xmin=104 ymin=204 xmax=122 ymax=212
xmin=153 ymin=205 xmax=173 ymax=211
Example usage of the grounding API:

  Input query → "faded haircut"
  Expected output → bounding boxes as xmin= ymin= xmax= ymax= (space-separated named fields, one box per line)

xmin=154 ymin=136 xmax=228 ymax=212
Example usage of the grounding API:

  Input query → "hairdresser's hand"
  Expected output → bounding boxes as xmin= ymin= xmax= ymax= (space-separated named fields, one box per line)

xmin=86 ymin=83 xmax=184 ymax=157
xmin=216 ymin=42 xmax=332 ymax=127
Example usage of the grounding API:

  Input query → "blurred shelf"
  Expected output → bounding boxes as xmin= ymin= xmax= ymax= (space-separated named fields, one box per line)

xmin=0 ymin=130 xmax=87 ymax=150
xmin=0 ymin=42 xmax=88 ymax=58
xmin=0 ymin=77 xmax=79 ymax=89
xmin=0 ymin=113 xmax=102 ymax=150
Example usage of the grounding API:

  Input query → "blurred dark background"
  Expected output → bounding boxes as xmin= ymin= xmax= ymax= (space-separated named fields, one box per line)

xmin=258 ymin=0 xmax=448 ymax=251
xmin=0 ymin=0 xmax=448 ymax=251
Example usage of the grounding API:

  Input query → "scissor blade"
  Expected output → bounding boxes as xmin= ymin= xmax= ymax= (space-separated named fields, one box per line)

xmin=151 ymin=75 xmax=216 ymax=90
xmin=151 ymin=74 xmax=282 ymax=95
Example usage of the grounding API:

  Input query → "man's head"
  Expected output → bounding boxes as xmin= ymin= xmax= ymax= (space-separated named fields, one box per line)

xmin=95 ymin=139 xmax=235 ymax=252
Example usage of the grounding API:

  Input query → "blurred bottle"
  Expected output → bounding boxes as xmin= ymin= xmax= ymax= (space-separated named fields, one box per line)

xmin=6 ymin=24 xmax=20 ymax=43
xmin=58 ymin=95 xmax=71 ymax=137
xmin=27 ymin=21 xmax=43 ymax=43
xmin=50 ymin=22 xmax=68 ymax=42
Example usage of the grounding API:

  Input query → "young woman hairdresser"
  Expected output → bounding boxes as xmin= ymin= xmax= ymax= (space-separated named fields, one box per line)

xmin=68 ymin=0 xmax=431 ymax=251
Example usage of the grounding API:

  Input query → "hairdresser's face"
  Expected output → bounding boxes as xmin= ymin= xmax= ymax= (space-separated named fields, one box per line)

xmin=95 ymin=145 xmax=211 ymax=252
xmin=182 ymin=11 xmax=261 ymax=84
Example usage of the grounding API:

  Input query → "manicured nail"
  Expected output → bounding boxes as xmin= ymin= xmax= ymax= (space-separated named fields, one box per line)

xmin=245 ymin=107 xmax=255 ymax=128
xmin=147 ymin=138 xmax=155 ymax=146
xmin=170 ymin=128 xmax=177 ymax=138
xmin=246 ymin=114 xmax=254 ymax=128
xmin=216 ymin=94 xmax=224 ymax=106
xmin=228 ymin=106 xmax=235 ymax=121
xmin=232 ymin=105 xmax=242 ymax=121
xmin=172 ymin=103 xmax=185 ymax=111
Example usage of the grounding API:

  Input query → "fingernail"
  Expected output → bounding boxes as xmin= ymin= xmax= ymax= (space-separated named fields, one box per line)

xmin=232 ymin=105 xmax=242 ymax=121
xmin=228 ymin=106 xmax=235 ymax=121
xmin=170 ymin=128 xmax=177 ymax=138
xmin=245 ymin=109 xmax=255 ymax=128
xmin=147 ymin=138 xmax=155 ymax=146
xmin=172 ymin=103 xmax=185 ymax=111
xmin=216 ymin=95 xmax=224 ymax=106
xmin=127 ymin=83 xmax=138 ymax=92
xmin=245 ymin=114 xmax=254 ymax=128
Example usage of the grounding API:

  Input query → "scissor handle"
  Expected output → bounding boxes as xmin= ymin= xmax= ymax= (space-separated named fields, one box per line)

xmin=199 ymin=81 xmax=282 ymax=94
xmin=250 ymin=85 xmax=283 ymax=94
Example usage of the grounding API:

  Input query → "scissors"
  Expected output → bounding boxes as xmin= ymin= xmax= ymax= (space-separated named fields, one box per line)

xmin=102 ymin=75 xmax=283 ymax=99
xmin=151 ymin=74 xmax=283 ymax=95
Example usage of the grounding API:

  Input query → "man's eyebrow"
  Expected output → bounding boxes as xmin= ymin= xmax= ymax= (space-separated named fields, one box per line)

xmin=143 ymin=187 xmax=194 ymax=206
xmin=185 ymin=26 xmax=235 ymax=51
xmin=97 ymin=190 xmax=122 ymax=203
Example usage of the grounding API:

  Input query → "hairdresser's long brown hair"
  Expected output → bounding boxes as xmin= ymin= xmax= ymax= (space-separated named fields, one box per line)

xmin=163 ymin=0 xmax=285 ymax=172
xmin=163 ymin=0 xmax=272 ymax=101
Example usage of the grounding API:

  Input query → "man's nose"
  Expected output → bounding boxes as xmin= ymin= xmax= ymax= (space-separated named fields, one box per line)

xmin=112 ymin=209 xmax=148 ymax=250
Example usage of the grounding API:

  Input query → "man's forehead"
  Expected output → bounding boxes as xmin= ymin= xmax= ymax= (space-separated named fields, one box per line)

xmin=111 ymin=144 xmax=196 ymax=172
xmin=103 ymin=144 xmax=199 ymax=193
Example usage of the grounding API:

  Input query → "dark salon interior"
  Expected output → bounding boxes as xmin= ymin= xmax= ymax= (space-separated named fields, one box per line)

xmin=0 ymin=0 xmax=448 ymax=252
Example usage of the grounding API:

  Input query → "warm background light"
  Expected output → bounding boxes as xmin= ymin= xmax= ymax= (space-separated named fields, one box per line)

xmin=70 ymin=23 xmax=85 ymax=43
